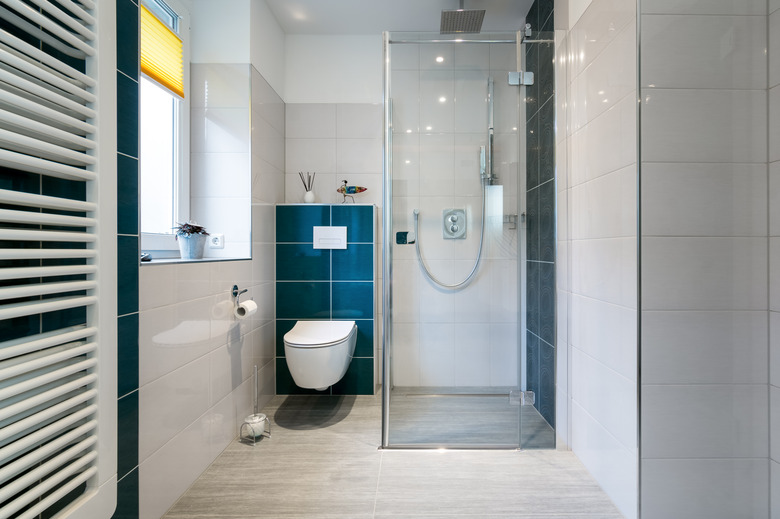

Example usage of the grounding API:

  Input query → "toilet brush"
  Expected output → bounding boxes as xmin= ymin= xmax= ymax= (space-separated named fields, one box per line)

xmin=239 ymin=365 xmax=270 ymax=445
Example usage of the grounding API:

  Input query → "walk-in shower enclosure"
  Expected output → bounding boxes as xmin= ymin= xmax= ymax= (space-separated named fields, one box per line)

xmin=381 ymin=29 xmax=556 ymax=448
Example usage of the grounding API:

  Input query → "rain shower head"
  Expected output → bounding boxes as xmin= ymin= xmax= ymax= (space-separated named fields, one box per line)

xmin=440 ymin=2 xmax=485 ymax=34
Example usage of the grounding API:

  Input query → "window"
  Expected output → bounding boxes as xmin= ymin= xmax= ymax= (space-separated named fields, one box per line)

xmin=140 ymin=0 xmax=189 ymax=252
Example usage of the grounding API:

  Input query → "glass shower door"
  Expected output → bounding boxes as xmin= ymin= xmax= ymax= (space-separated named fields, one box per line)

xmin=383 ymin=32 xmax=525 ymax=448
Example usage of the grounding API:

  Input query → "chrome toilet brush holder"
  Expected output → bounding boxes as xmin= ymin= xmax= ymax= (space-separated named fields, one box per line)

xmin=239 ymin=365 xmax=271 ymax=446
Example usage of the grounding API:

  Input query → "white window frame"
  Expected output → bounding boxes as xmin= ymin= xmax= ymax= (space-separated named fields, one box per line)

xmin=140 ymin=0 xmax=190 ymax=255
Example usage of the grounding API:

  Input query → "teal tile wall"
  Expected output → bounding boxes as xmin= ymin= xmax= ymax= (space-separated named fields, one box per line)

xmin=115 ymin=0 xmax=140 ymax=516
xmin=275 ymin=205 xmax=375 ymax=396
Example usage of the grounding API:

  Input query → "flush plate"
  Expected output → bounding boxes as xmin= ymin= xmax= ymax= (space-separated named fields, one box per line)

xmin=442 ymin=209 xmax=466 ymax=239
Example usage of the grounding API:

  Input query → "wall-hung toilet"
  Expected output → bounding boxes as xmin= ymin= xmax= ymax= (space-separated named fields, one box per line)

xmin=284 ymin=320 xmax=357 ymax=391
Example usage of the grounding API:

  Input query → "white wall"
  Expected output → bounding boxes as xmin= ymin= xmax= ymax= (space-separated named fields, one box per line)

xmin=250 ymin=0 xmax=286 ymax=99
xmin=186 ymin=0 xmax=250 ymax=63
xmin=284 ymin=35 xmax=382 ymax=103
xmin=640 ymin=1 xmax=770 ymax=518
xmin=556 ymin=0 xmax=638 ymax=517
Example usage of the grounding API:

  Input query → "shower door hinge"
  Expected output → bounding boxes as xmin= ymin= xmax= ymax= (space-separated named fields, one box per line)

xmin=509 ymin=390 xmax=535 ymax=406
xmin=508 ymin=71 xmax=534 ymax=86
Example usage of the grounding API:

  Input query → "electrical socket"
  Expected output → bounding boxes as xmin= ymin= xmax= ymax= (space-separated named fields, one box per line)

xmin=209 ymin=233 xmax=224 ymax=249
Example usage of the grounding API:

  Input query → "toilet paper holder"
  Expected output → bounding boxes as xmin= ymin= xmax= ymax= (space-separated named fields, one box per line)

xmin=232 ymin=284 xmax=247 ymax=305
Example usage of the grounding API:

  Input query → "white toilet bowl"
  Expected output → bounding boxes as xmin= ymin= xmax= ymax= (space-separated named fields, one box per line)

xmin=283 ymin=320 xmax=357 ymax=391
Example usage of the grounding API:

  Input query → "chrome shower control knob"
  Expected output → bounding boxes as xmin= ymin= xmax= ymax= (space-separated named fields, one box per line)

xmin=450 ymin=224 xmax=459 ymax=233
xmin=448 ymin=215 xmax=458 ymax=223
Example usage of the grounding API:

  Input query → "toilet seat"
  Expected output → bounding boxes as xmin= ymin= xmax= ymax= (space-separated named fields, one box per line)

xmin=284 ymin=320 xmax=355 ymax=348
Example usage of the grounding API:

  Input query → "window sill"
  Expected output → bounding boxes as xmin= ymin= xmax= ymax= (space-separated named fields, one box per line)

xmin=140 ymin=256 xmax=248 ymax=266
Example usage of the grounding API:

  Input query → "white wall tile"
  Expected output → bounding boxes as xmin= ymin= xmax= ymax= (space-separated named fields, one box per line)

xmin=419 ymin=323 xmax=455 ymax=386
xmin=391 ymin=260 xmax=420 ymax=323
xmin=390 ymin=43 xmax=419 ymax=70
xmin=772 ymin=460 xmax=780 ymax=519
xmin=571 ymin=401 xmax=638 ymax=519
xmin=191 ymin=153 xmax=252 ymax=199
xmin=453 ymin=43 xmax=489 ymax=71
xmin=336 ymin=103 xmax=382 ymax=139
xmin=191 ymin=108 xmax=251 ymax=154
xmin=139 ymin=264 xmax=177 ymax=311
xmin=175 ymin=262 xmax=213 ymax=303
xmin=641 ymin=459 xmax=769 ymax=519
xmin=642 ymin=163 xmax=767 ymax=237
xmin=252 ymin=115 xmax=285 ymax=171
xmin=642 ymin=237 xmax=767 ymax=311
xmin=391 ymin=70 xmax=421 ymax=134
xmin=571 ymin=348 xmax=636 ymax=450
xmin=571 ymin=237 xmax=636 ymax=308
xmin=285 ymin=103 xmax=336 ymax=139
xmin=191 ymin=63 xmax=250 ymax=109
xmin=641 ymin=15 xmax=767 ymax=90
xmin=453 ymin=71 xmax=489 ymax=133
xmin=643 ymin=311 xmax=768 ymax=385
xmin=769 ymin=10 xmax=780 ymax=88
xmin=642 ymin=88 xmax=767 ymax=164
xmin=251 ymin=68 xmax=284 ymax=134
xmin=336 ymin=138 xmax=382 ymax=174
xmin=391 ymin=323 xmax=420 ymax=387
xmin=139 ymin=355 xmax=211 ymax=462
xmin=191 ymin=196 xmax=251 ymax=255
xmin=772 ymin=385 xmax=780 ymax=462
xmin=570 ymin=165 xmax=636 ymax=240
xmin=568 ymin=0 xmax=635 ymax=78
xmin=139 ymin=413 xmax=214 ymax=519
xmin=771 ymin=162 xmax=780 ymax=236
xmin=419 ymin=44 xmax=453 ymax=71
xmin=207 ymin=392 xmax=237 ymax=460
xmin=489 ymin=323 xmax=518 ymax=386
xmin=772 ymin=86 xmax=780 ymax=163
xmin=453 ymin=323 xmax=491 ymax=386
xmin=420 ymin=70 xmax=455 ymax=133
xmin=571 ymin=295 xmax=636 ymax=380
xmin=640 ymin=0 xmax=767 ymax=15
xmin=285 ymin=138 xmax=337 ymax=174
xmin=773 ymin=312 xmax=780 ymax=388
xmin=642 ymin=384 xmax=768 ymax=459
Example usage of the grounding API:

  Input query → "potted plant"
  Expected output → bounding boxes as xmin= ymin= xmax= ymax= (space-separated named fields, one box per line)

xmin=175 ymin=221 xmax=209 ymax=260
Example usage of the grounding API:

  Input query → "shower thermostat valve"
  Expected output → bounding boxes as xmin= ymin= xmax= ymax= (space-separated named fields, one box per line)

xmin=442 ymin=209 xmax=466 ymax=239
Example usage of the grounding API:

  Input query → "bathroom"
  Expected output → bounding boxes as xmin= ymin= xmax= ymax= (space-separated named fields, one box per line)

xmin=0 ymin=0 xmax=778 ymax=517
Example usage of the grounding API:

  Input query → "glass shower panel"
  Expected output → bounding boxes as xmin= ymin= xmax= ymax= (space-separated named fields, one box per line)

xmin=384 ymin=32 xmax=526 ymax=448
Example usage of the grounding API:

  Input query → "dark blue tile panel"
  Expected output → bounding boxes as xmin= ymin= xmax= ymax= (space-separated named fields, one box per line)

xmin=276 ymin=205 xmax=330 ymax=243
xmin=333 ymin=244 xmax=373 ymax=281
xmin=276 ymin=244 xmax=330 ymax=281
xmin=117 ymin=154 xmax=139 ymax=236
xmin=526 ymin=260 xmax=540 ymax=336
xmin=111 ymin=468 xmax=139 ymax=519
xmin=117 ymin=235 xmax=139 ymax=316
xmin=276 ymin=319 xmax=297 ymax=357
xmin=526 ymin=331 xmax=540 ymax=397
xmin=526 ymin=187 xmax=539 ymax=261
xmin=539 ymin=341 xmax=555 ymax=428
xmin=117 ymin=72 xmax=139 ymax=159
xmin=117 ymin=391 xmax=138 ymax=480
xmin=331 ymin=205 xmax=373 ymax=243
xmin=276 ymin=358 xmax=327 ymax=395
xmin=118 ymin=313 xmax=139 ymax=397
xmin=332 ymin=358 xmax=374 ymax=396
xmin=116 ymin=0 xmax=139 ymax=80
xmin=539 ymin=97 xmax=555 ymax=185
xmin=539 ymin=262 xmax=555 ymax=345
xmin=350 ymin=319 xmax=374 ymax=358
xmin=276 ymin=282 xmax=330 ymax=319
xmin=539 ymin=180 xmax=555 ymax=262
xmin=332 ymin=282 xmax=373 ymax=320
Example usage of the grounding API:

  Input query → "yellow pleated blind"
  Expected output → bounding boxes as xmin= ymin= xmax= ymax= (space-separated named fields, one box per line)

xmin=141 ymin=4 xmax=184 ymax=98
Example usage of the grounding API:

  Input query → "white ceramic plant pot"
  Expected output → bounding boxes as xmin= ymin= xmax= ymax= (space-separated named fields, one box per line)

xmin=303 ymin=190 xmax=316 ymax=203
xmin=178 ymin=234 xmax=207 ymax=259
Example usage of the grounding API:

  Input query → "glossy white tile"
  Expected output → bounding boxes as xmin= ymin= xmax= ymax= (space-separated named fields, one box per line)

xmin=489 ymin=323 xmax=518 ymax=386
xmin=453 ymin=323 xmax=491 ymax=386
xmin=773 ymin=11 xmax=780 ymax=88
xmin=139 ymin=412 xmax=214 ymax=519
xmin=191 ymin=108 xmax=251 ymax=154
xmin=337 ymin=103 xmax=382 ymax=139
xmin=190 ymin=153 xmax=251 ymax=199
xmin=453 ymin=71 xmax=489 ymax=133
xmin=175 ymin=261 xmax=213 ymax=303
xmin=642 ymin=384 xmax=768 ymax=459
xmin=419 ymin=323 xmax=455 ymax=386
xmin=285 ymin=138 xmax=337 ymax=174
xmin=390 ymin=43 xmax=419 ymax=70
xmin=642 ymin=14 xmax=767 ymax=90
xmin=571 ymin=237 xmax=637 ymax=308
xmin=420 ymin=44 xmax=453 ymax=71
xmin=190 ymin=63 xmax=250 ymax=109
xmin=772 ymin=460 xmax=780 ymax=519
xmin=453 ymin=43 xmax=489 ymax=71
xmin=190 ymin=196 xmax=251 ymax=253
xmin=391 ymin=70 xmax=421 ymax=134
xmin=642 ymin=237 xmax=767 ymax=311
xmin=285 ymin=103 xmax=336 ymax=139
xmin=772 ymin=86 xmax=780 ymax=163
xmin=420 ymin=70 xmax=455 ymax=133
xmin=771 ymin=162 xmax=780 ymax=236
xmin=139 ymin=264 xmax=177 ymax=311
xmin=772 ymin=386 xmax=780 ymax=462
xmin=571 ymin=401 xmax=638 ymax=519
xmin=571 ymin=295 xmax=636 ymax=381
xmin=391 ymin=260 xmax=420 ymax=323
xmin=641 ymin=458 xmax=769 ymax=519
xmin=336 ymin=138 xmax=382 ymax=174
xmin=570 ymin=165 xmax=636 ymax=240
xmin=139 ymin=355 xmax=211 ymax=462
xmin=643 ymin=311 xmax=768 ymax=385
xmin=642 ymin=88 xmax=766 ymax=164
xmin=571 ymin=348 xmax=636 ymax=450
xmin=640 ymin=0 xmax=767 ymax=15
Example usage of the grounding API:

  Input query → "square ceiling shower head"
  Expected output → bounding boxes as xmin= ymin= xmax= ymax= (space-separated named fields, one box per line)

xmin=440 ymin=9 xmax=485 ymax=34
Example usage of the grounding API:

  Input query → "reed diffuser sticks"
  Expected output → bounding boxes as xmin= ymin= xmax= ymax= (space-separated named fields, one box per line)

xmin=298 ymin=171 xmax=315 ymax=192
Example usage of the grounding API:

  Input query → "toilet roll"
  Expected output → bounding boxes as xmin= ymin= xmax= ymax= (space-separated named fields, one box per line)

xmin=234 ymin=300 xmax=258 ymax=319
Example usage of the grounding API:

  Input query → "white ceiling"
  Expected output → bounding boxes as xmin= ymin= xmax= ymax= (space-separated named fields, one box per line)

xmin=264 ymin=0 xmax=534 ymax=35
